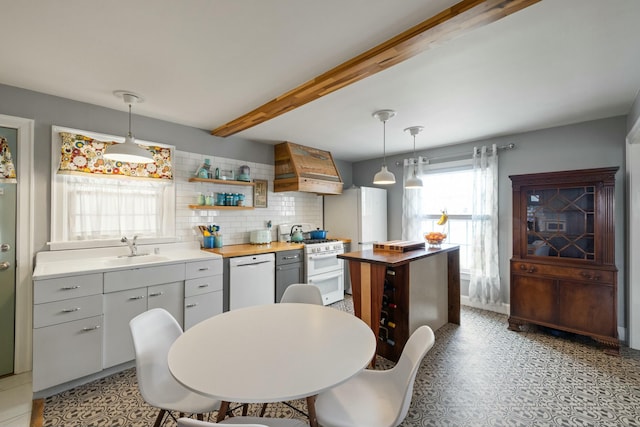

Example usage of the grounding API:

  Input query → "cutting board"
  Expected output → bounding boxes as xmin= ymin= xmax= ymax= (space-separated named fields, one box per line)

xmin=373 ymin=240 xmax=425 ymax=252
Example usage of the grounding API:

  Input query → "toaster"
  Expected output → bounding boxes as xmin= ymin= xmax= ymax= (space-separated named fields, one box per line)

xmin=250 ymin=229 xmax=272 ymax=244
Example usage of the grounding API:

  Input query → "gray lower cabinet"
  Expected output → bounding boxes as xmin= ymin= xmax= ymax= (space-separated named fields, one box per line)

xmin=32 ymin=257 xmax=222 ymax=394
xmin=275 ymin=249 xmax=304 ymax=303
xmin=184 ymin=259 xmax=223 ymax=329
xmin=32 ymin=273 xmax=104 ymax=392
xmin=103 ymin=281 xmax=183 ymax=368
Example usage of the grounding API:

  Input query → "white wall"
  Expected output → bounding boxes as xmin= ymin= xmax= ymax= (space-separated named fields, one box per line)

xmin=627 ymin=91 xmax=640 ymax=349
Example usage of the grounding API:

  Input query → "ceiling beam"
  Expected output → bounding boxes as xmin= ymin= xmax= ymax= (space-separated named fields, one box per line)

xmin=211 ymin=0 xmax=541 ymax=137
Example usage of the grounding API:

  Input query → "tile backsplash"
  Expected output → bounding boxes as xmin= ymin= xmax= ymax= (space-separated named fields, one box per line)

xmin=175 ymin=150 xmax=323 ymax=245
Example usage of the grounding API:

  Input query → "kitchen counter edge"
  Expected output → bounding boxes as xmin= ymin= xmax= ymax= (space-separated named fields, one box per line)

xmin=203 ymin=242 xmax=304 ymax=258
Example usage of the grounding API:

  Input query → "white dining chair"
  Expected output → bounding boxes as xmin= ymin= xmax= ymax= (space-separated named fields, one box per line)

xmin=280 ymin=283 xmax=323 ymax=305
xmin=314 ymin=325 xmax=436 ymax=427
xmin=129 ymin=308 xmax=221 ymax=427
xmin=178 ymin=416 xmax=308 ymax=427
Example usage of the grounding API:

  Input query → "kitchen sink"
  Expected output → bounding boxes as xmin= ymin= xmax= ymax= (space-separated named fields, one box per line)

xmin=103 ymin=254 xmax=170 ymax=266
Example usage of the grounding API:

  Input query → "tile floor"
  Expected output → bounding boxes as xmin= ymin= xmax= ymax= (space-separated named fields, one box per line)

xmin=5 ymin=298 xmax=640 ymax=427
xmin=0 ymin=371 xmax=32 ymax=427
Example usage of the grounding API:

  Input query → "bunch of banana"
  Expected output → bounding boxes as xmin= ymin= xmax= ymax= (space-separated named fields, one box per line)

xmin=437 ymin=210 xmax=448 ymax=226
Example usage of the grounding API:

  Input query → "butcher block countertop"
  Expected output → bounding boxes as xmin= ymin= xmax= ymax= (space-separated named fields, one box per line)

xmin=203 ymin=242 xmax=304 ymax=258
xmin=339 ymin=243 xmax=459 ymax=267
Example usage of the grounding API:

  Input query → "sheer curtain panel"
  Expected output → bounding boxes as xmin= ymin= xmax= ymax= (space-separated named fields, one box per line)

xmin=468 ymin=144 xmax=501 ymax=305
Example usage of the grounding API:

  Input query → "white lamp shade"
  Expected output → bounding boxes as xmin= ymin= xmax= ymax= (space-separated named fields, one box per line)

xmin=373 ymin=165 xmax=396 ymax=185
xmin=405 ymin=173 xmax=423 ymax=188
xmin=104 ymin=135 xmax=154 ymax=164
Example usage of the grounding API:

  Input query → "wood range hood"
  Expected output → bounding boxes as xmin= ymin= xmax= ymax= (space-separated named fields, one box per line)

xmin=274 ymin=142 xmax=343 ymax=195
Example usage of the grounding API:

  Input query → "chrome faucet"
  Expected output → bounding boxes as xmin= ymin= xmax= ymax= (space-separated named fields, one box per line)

xmin=121 ymin=235 xmax=139 ymax=256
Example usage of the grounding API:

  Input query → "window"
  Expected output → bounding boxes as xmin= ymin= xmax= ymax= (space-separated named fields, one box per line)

xmin=50 ymin=126 xmax=175 ymax=250
xmin=418 ymin=161 xmax=474 ymax=271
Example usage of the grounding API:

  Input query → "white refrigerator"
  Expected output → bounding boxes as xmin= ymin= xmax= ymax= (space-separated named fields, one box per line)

xmin=324 ymin=186 xmax=387 ymax=293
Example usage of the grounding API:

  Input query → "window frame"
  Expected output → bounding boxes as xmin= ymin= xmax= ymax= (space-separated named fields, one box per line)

xmin=50 ymin=125 xmax=176 ymax=251
xmin=418 ymin=159 xmax=474 ymax=272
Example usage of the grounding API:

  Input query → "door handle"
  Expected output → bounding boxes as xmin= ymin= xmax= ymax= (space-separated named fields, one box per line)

xmin=0 ymin=261 xmax=10 ymax=271
xmin=0 ymin=243 xmax=9 ymax=252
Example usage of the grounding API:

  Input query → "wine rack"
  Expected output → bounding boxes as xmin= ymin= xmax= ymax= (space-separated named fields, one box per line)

xmin=376 ymin=265 xmax=409 ymax=362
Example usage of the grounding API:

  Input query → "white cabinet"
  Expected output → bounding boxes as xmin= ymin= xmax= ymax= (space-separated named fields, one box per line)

xmin=32 ymin=273 xmax=104 ymax=392
xmin=184 ymin=259 xmax=223 ymax=329
xmin=102 ymin=263 xmax=185 ymax=368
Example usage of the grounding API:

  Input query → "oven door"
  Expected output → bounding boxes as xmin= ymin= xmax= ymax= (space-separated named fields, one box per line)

xmin=307 ymin=269 xmax=344 ymax=306
xmin=306 ymin=251 xmax=343 ymax=277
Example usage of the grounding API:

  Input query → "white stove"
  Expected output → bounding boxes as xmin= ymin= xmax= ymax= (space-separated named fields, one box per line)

xmin=278 ymin=223 xmax=344 ymax=305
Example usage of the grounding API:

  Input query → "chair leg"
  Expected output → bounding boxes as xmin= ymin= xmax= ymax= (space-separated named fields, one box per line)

xmin=242 ymin=403 xmax=248 ymax=416
xmin=259 ymin=403 xmax=268 ymax=417
xmin=153 ymin=409 xmax=166 ymax=427
xmin=197 ymin=413 xmax=204 ymax=421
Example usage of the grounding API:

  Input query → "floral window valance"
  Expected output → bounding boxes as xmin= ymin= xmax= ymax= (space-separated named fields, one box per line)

xmin=0 ymin=137 xmax=17 ymax=182
xmin=57 ymin=132 xmax=173 ymax=180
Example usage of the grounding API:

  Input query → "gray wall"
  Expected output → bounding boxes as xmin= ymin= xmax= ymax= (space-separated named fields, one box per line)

xmin=352 ymin=116 xmax=627 ymax=328
xmin=0 ymin=84 xmax=274 ymax=253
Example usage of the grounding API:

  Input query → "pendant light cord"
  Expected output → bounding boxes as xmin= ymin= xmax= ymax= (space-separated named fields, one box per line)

xmin=128 ymin=103 xmax=133 ymax=137
xmin=382 ymin=119 xmax=387 ymax=167
xmin=413 ymin=134 xmax=418 ymax=175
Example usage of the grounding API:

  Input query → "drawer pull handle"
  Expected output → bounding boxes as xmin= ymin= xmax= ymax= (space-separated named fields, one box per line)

xmin=186 ymin=303 xmax=198 ymax=308
xmin=198 ymin=284 xmax=209 ymax=288
xmin=283 ymin=256 xmax=298 ymax=260
xmin=198 ymin=267 xmax=210 ymax=271
xmin=519 ymin=264 xmax=527 ymax=271
xmin=61 ymin=285 xmax=81 ymax=290
xmin=149 ymin=292 xmax=164 ymax=297
xmin=528 ymin=267 xmax=536 ymax=273
xmin=61 ymin=307 xmax=80 ymax=313
xmin=82 ymin=325 xmax=101 ymax=332
xmin=129 ymin=295 xmax=145 ymax=300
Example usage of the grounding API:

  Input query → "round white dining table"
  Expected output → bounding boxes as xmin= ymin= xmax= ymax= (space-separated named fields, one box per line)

xmin=168 ymin=303 xmax=376 ymax=427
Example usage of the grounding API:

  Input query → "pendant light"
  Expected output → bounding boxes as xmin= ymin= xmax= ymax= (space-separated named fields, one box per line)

xmin=372 ymin=109 xmax=396 ymax=185
xmin=104 ymin=91 xmax=154 ymax=164
xmin=404 ymin=126 xmax=424 ymax=189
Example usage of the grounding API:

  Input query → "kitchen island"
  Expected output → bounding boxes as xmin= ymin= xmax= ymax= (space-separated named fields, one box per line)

xmin=339 ymin=244 xmax=460 ymax=362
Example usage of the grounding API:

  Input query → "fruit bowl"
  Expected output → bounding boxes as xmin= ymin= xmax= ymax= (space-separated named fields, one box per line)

xmin=424 ymin=231 xmax=446 ymax=247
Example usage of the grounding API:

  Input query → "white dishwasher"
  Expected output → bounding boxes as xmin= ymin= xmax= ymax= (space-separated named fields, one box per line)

xmin=229 ymin=253 xmax=275 ymax=310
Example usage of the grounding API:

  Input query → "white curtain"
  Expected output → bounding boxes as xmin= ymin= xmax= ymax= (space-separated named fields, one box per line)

xmin=60 ymin=174 xmax=172 ymax=240
xmin=402 ymin=156 xmax=428 ymax=240
xmin=468 ymin=144 xmax=501 ymax=304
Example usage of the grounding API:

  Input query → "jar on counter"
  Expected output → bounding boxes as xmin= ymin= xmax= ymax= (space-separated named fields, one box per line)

xmin=205 ymin=193 xmax=214 ymax=206
xmin=225 ymin=193 xmax=235 ymax=206
xmin=237 ymin=193 xmax=246 ymax=207
xmin=216 ymin=193 xmax=226 ymax=206
xmin=197 ymin=193 xmax=206 ymax=206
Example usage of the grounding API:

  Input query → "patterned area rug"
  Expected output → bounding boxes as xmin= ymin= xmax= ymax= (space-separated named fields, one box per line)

xmin=42 ymin=298 xmax=640 ymax=426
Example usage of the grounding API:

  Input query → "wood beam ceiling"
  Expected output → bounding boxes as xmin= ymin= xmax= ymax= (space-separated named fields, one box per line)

xmin=211 ymin=0 xmax=540 ymax=137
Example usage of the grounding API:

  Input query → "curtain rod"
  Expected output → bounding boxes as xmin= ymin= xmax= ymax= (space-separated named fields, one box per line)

xmin=395 ymin=143 xmax=516 ymax=166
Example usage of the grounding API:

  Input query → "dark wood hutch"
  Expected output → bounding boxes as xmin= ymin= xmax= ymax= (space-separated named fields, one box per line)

xmin=508 ymin=167 xmax=619 ymax=352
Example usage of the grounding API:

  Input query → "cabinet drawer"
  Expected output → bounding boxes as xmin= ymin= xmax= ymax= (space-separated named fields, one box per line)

xmin=511 ymin=261 xmax=614 ymax=284
xmin=186 ymin=259 xmax=222 ymax=279
xmin=33 ymin=315 xmax=103 ymax=392
xmin=184 ymin=291 xmax=223 ymax=330
xmin=34 ymin=273 xmax=103 ymax=304
xmin=104 ymin=263 xmax=185 ymax=293
xmin=34 ymin=294 xmax=103 ymax=328
xmin=185 ymin=275 xmax=222 ymax=297
xmin=275 ymin=249 xmax=303 ymax=266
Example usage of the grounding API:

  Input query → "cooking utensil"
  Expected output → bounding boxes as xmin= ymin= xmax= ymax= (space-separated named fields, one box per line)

xmin=310 ymin=229 xmax=328 ymax=239
xmin=290 ymin=225 xmax=304 ymax=242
